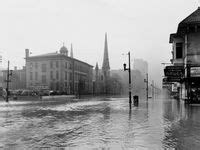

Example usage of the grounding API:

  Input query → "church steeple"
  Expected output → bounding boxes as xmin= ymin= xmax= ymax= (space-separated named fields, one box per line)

xmin=102 ymin=33 xmax=110 ymax=71
xmin=70 ymin=43 xmax=73 ymax=58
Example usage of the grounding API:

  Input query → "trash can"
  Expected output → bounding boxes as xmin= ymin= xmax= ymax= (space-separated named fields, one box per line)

xmin=13 ymin=95 xmax=18 ymax=100
xmin=133 ymin=95 xmax=139 ymax=106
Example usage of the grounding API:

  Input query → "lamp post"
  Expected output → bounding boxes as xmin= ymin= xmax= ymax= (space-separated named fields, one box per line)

xmin=151 ymin=80 xmax=154 ymax=99
xmin=5 ymin=61 xmax=12 ymax=102
xmin=123 ymin=51 xmax=132 ymax=108
xmin=144 ymin=73 xmax=148 ymax=100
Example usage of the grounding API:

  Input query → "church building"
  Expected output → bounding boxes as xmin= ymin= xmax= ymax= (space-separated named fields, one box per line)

xmin=94 ymin=33 xmax=111 ymax=94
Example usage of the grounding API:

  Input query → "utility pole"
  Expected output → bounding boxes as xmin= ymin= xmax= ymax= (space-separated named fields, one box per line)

xmin=152 ymin=80 xmax=154 ymax=99
xmin=123 ymin=51 xmax=132 ymax=108
xmin=5 ymin=61 xmax=12 ymax=102
xmin=144 ymin=73 xmax=148 ymax=100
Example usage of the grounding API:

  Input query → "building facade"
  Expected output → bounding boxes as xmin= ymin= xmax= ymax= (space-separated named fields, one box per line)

xmin=168 ymin=7 xmax=200 ymax=102
xmin=1 ymin=66 xmax=26 ymax=90
xmin=0 ymin=54 xmax=2 ymax=88
xmin=25 ymin=45 xmax=93 ymax=94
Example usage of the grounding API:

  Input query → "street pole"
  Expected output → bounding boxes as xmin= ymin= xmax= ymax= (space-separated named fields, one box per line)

xmin=146 ymin=73 xmax=148 ymax=100
xmin=128 ymin=52 xmax=132 ymax=106
xmin=152 ymin=80 xmax=154 ymax=99
xmin=6 ymin=61 xmax=10 ymax=102
xmin=123 ymin=51 xmax=132 ymax=108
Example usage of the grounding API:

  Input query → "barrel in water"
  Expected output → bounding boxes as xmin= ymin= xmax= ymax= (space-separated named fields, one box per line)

xmin=133 ymin=95 xmax=139 ymax=106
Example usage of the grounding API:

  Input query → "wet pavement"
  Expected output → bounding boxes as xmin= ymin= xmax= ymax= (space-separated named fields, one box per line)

xmin=0 ymin=95 xmax=200 ymax=149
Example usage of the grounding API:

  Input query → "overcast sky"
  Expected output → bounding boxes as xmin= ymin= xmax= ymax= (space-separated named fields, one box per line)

xmin=0 ymin=0 xmax=199 ymax=86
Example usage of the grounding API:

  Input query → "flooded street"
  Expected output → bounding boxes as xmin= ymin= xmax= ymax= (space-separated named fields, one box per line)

xmin=0 ymin=96 xmax=200 ymax=149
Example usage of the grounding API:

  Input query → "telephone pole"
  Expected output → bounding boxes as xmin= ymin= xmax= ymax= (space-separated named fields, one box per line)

xmin=123 ymin=51 xmax=132 ymax=108
xmin=144 ymin=73 xmax=148 ymax=100
xmin=152 ymin=80 xmax=154 ymax=99
xmin=5 ymin=61 xmax=12 ymax=102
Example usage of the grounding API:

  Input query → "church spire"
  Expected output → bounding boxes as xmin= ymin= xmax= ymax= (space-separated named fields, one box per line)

xmin=102 ymin=32 xmax=110 ymax=71
xmin=70 ymin=43 xmax=73 ymax=58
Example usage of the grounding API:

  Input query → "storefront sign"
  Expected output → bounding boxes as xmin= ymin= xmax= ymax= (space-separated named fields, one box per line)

xmin=164 ymin=66 xmax=184 ymax=78
xmin=165 ymin=77 xmax=182 ymax=82
xmin=190 ymin=67 xmax=200 ymax=77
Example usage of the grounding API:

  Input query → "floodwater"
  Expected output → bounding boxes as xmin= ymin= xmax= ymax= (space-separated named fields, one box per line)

xmin=0 ymin=95 xmax=200 ymax=149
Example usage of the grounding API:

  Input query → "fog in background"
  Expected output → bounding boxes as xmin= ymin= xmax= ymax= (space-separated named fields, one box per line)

xmin=0 ymin=0 xmax=198 ymax=87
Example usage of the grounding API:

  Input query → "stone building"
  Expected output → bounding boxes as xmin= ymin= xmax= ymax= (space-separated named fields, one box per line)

xmin=168 ymin=7 xmax=200 ymax=102
xmin=94 ymin=33 xmax=111 ymax=94
xmin=25 ymin=44 xmax=93 ymax=94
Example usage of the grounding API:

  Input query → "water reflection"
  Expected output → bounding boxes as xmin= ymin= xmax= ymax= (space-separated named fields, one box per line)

xmin=162 ymin=99 xmax=200 ymax=149
xmin=0 ymin=97 xmax=200 ymax=149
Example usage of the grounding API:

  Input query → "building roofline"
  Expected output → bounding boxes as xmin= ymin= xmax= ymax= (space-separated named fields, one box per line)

xmin=26 ymin=53 xmax=93 ymax=67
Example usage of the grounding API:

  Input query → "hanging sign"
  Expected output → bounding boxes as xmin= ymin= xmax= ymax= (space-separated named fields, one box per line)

xmin=190 ymin=67 xmax=200 ymax=77
xmin=164 ymin=66 xmax=184 ymax=77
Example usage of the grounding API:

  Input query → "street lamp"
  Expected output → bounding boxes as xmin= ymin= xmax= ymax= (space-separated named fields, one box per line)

xmin=123 ymin=51 xmax=132 ymax=108
xmin=144 ymin=73 xmax=148 ymax=100
xmin=5 ymin=61 xmax=12 ymax=102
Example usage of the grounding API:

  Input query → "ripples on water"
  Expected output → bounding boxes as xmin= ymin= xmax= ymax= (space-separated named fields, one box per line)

xmin=0 ymin=97 xmax=200 ymax=149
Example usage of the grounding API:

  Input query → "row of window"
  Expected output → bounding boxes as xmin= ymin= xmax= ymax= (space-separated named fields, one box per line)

xmin=74 ymin=63 xmax=89 ymax=73
xmin=30 ymin=61 xmax=72 ymax=71
xmin=30 ymin=71 xmax=73 ymax=82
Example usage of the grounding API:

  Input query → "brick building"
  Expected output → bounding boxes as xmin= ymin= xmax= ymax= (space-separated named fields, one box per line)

xmin=25 ymin=45 xmax=93 ymax=94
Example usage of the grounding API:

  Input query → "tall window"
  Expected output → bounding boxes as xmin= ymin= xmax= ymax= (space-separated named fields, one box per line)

xmin=30 ymin=63 xmax=33 ymax=70
xmin=176 ymin=43 xmax=183 ymax=59
xmin=65 ymin=71 xmax=67 ymax=80
xmin=50 ymin=61 xmax=53 ymax=68
xmin=50 ymin=71 xmax=53 ymax=79
xmin=41 ymin=64 xmax=47 ymax=72
xmin=35 ymin=72 xmax=38 ymax=81
xmin=42 ymin=75 xmax=46 ymax=84
xmin=65 ymin=82 xmax=67 ymax=88
xmin=65 ymin=62 xmax=68 ymax=69
xmin=69 ymin=63 xmax=72 ymax=69
xmin=56 ymin=61 xmax=59 ymax=68
xmin=30 ymin=72 xmax=33 ymax=80
xmin=69 ymin=73 xmax=72 ymax=81
xmin=56 ymin=71 xmax=59 ymax=80
xmin=56 ymin=82 xmax=59 ymax=90
xmin=35 ymin=62 xmax=38 ymax=69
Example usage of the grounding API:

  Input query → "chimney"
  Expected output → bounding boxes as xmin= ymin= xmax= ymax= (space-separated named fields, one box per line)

xmin=25 ymin=49 xmax=29 ymax=58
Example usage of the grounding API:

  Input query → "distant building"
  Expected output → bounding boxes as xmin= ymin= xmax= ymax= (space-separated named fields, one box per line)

xmin=25 ymin=44 xmax=93 ymax=94
xmin=1 ymin=66 xmax=26 ymax=90
xmin=110 ymin=69 xmax=145 ymax=96
xmin=133 ymin=59 xmax=148 ymax=76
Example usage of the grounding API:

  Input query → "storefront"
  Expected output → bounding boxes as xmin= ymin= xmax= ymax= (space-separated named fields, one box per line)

xmin=184 ymin=66 xmax=200 ymax=103
xmin=164 ymin=65 xmax=184 ymax=99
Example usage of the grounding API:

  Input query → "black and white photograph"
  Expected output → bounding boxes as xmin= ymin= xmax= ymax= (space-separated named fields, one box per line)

xmin=0 ymin=0 xmax=200 ymax=149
